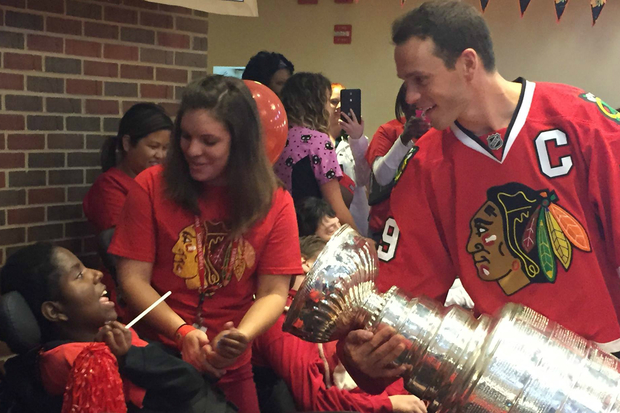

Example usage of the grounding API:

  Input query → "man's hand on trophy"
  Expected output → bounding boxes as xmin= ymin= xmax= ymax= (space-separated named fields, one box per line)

xmin=337 ymin=325 xmax=409 ymax=394
xmin=389 ymin=395 xmax=428 ymax=413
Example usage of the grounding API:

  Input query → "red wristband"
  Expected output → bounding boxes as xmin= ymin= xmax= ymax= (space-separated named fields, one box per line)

xmin=174 ymin=324 xmax=196 ymax=351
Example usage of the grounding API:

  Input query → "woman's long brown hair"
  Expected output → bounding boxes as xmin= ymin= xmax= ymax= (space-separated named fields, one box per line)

xmin=163 ymin=75 xmax=278 ymax=237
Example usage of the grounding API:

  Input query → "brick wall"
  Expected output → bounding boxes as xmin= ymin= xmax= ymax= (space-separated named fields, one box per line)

xmin=0 ymin=0 xmax=208 ymax=267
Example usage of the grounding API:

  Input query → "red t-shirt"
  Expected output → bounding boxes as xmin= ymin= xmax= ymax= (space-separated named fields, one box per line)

xmin=366 ymin=119 xmax=405 ymax=234
xmin=39 ymin=329 xmax=148 ymax=407
xmin=83 ymin=167 xmax=137 ymax=233
xmin=109 ymin=165 xmax=303 ymax=369
xmin=378 ymin=79 xmax=620 ymax=352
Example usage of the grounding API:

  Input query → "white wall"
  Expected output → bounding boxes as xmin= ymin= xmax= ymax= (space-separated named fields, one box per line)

xmin=208 ymin=0 xmax=620 ymax=135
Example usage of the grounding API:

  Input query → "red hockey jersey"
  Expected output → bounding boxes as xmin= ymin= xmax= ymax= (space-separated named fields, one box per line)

xmin=377 ymin=79 xmax=620 ymax=352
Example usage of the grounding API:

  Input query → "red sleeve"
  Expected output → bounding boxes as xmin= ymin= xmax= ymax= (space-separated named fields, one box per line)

xmin=585 ymin=124 xmax=620 ymax=273
xmin=108 ymin=177 xmax=156 ymax=263
xmin=253 ymin=317 xmax=394 ymax=413
xmin=257 ymin=189 xmax=304 ymax=276
xmin=83 ymin=171 xmax=132 ymax=233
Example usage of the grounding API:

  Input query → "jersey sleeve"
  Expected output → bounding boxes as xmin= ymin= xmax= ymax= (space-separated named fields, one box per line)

xmin=108 ymin=179 xmax=156 ymax=263
xmin=309 ymin=131 xmax=343 ymax=186
xmin=582 ymin=116 xmax=620 ymax=279
xmin=366 ymin=123 xmax=400 ymax=166
xmin=256 ymin=189 xmax=304 ymax=276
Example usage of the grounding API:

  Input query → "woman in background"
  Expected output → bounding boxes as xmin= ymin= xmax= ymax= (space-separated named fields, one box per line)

xmin=242 ymin=51 xmax=294 ymax=96
xmin=274 ymin=72 xmax=358 ymax=231
xmin=329 ymin=83 xmax=371 ymax=236
xmin=83 ymin=103 xmax=172 ymax=319
xmin=83 ymin=103 xmax=172 ymax=234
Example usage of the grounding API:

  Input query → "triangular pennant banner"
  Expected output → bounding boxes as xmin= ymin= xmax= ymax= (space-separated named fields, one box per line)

xmin=554 ymin=0 xmax=568 ymax=21
xmin=519 ymin=0 xmax=531 ymax=15
xmin=591 ymin=0 xmax=605 ymax=24
xmin=480 ymin=0 xmax=489 ymax=11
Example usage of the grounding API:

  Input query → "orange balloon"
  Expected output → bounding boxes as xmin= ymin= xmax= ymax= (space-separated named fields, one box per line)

xmin=244 ymin=80 xmax=288 ymax=164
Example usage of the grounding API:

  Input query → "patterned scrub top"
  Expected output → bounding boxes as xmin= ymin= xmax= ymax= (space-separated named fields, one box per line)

xmin=273 ymin=125 xmax=343 ymax=203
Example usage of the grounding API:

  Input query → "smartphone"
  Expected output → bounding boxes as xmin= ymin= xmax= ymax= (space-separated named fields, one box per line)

xmin=340 ymin=89 xmax=361 ymax=121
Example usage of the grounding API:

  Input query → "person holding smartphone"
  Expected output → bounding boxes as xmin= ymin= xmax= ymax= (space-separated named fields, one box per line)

xmin=274 ymin=73 xmax=359 ymax=232
xmin=329 ymin=83 xmax=371 ymax=236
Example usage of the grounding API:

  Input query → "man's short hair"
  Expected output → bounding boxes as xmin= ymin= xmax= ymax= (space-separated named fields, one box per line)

xmin=392 ymin=0 xmax=495 ymax=72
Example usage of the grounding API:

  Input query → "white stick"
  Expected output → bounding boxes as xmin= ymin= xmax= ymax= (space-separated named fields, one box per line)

xmin=125 ymin=291 xmax=172 ymax=329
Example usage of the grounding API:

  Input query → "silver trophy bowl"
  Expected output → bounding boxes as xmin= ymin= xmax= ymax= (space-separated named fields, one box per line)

xmin=283 ymin=225 xmax=620 ymax=413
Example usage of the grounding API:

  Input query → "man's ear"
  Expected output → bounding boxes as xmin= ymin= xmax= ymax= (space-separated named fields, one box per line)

xmin=41 ymin=301 xmax=68 ymax=323
xmin=121 ymin=135 xmax=131 ymax=153
xmin=459 ymin=48 xmax=478 ymax=81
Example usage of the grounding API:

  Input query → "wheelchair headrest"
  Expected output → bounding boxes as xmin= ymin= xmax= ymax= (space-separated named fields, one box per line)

xmin=0 ymin=291 xmax=41 ymax=354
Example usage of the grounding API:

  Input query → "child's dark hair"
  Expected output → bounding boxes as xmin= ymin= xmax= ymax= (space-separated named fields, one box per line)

xmin=299 ymin=235 xmax=327 ymax=261
xmin=0 ymin=242 xmax=62 ymax=341
xmin=295 ymin=197 xmax=336 ymax=237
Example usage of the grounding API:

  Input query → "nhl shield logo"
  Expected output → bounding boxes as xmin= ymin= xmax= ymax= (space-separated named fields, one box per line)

xmin=487 ymin=133 xmax=503 ymax=150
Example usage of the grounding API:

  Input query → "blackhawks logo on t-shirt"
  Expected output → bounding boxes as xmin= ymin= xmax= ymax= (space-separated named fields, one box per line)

xmin=393 ymin=146 xmax=419 ymax=186
xmin=467 ymin=182 xmax=590 ymax=296
xmin=171 ymin=221 xmax=256 ymax=295
xmin=579 ymin=92 xmax=620 ymax=124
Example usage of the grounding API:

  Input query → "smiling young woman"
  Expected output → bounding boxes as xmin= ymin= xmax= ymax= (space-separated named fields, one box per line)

xmin=109 ymin=75 xmax=303 ymax=413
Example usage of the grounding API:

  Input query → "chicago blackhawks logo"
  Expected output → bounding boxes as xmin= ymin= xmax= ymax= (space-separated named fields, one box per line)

xmin=393 ymin=146 xmax=419 ymax=186
xmin=466 ymin=182 xmax=590 ymax=296
xmin=579 ymin=92 xmax=620 ymax=124
xmin=172 ymin=221 xmax=255 ymax=295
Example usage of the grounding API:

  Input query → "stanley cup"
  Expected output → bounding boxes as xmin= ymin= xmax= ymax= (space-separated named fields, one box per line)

xmin=283 ymin=225 xmax=620 ymax=413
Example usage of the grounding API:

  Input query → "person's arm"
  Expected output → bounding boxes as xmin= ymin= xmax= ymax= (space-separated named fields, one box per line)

xmin=373 ymin=139 xmax=414 ymax=186
xmin=209 ymin=273 xmax=291 ymax=368
xmin=320 ymin=179 xmax=359 ymax=231
xmin=239 ymin=274 xmax=290 ymax=339
xmin=120 ymin=344 xmax=206 ymax=406
xmin=585 ymin=124 xmax=620 ymax=277
xmin=341 ymin=110 xmax=371 ymax=188
xmin=349 ymin=135 xmax=371 ymax=188
xmin=117 ymin=259 xmax=184 ymax=340
xmin=373 ymin=116 xmax=430 ymax=186
xmin=254 ymin=319 xmax=405 ymax=413
xmin=307 ymin=131 xmax=359 ymax=231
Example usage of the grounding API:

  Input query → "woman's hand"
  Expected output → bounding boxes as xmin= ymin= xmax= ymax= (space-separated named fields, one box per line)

xmin=181 ymin=328 xmax=226 ymax=379
xmin=340 ymin=110 xmax=365 ymax=140
xmin=96 ymin=321 xmax=132 ymax=357
xmin=212 ymin=321 xmax=250 ymax=359
xmin=203 ymin=321 xmax=249 ymax=369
